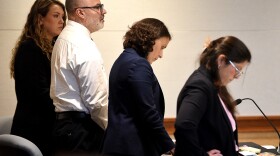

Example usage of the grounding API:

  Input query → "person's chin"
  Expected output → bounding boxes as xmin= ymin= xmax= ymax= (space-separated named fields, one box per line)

xmin=221 ymin=81 xmax=229 ymax=86
xmin=224 ymin=81 xmax=231 ymax=86
xmin=98 ymin=23 xmax=104 ymax=29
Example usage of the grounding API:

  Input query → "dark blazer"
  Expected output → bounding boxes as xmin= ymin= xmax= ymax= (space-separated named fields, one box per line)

xmin=102 ymin=48 xmax=174 ymax=156
xmin=174 ymin=66 xmax=238 ymax=156
xmin=11 ymin=38 xmax=55 ymax=156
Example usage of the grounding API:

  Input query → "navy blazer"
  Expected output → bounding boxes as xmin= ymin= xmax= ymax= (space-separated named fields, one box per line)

xmin=102 ymin=48 xmax=174 ymax=156
xmin=174 ymin=66 xmax=238 ymax=156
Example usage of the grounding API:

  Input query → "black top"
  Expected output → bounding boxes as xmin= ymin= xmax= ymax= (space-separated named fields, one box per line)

xmin=11 ymin=38 xmax=55 ymax=156
xmin=174 ymin=66 xmax=238 ymax=156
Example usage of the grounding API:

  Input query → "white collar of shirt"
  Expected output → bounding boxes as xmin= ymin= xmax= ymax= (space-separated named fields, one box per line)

xmin=67 ymin=20 xmax=91 ymax=39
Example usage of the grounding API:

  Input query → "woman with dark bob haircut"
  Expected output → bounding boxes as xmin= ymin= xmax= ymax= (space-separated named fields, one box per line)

xmin=102 ymin=18 xmax=175 ymax=156
xmin=174 ymin=36 xmax=252 ymax=156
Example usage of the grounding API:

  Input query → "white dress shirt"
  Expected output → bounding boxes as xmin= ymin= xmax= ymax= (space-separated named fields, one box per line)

xmin=50 ymin=20 xmax=108 ymax=129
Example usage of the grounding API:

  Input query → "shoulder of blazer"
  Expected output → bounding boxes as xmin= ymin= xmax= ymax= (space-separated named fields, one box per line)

xmin=185 ymin=66 xmax=217 ymax=95
xmin=190 ymin=66 xmax=212 ymax=84
xmin=18 ymin=38 xmax=42 ymax=56
xmin=123 ymin=48 xmax=145 ymax=60
xmin=123 ymin=48 xmax=152 ymax=70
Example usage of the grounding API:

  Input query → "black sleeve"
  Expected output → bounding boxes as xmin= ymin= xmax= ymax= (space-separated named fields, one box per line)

xmin=174 ymin=80 xmax=210 ymax=156
xmin=128 ymin=59 xmax=175 ymax=153
xmin=14 ymin=40 xmax=53 ymax=111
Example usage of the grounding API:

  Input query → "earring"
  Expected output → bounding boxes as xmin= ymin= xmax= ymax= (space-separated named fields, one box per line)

xmin=218 ymin=65 xmax=221 ymax=69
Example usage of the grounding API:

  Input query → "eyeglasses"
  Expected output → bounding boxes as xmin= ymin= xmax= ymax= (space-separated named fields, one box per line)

xmin=229 ymin=60 xmax=243 ymax=78
xmin=76 ymin=4 xmax=104 ymax=13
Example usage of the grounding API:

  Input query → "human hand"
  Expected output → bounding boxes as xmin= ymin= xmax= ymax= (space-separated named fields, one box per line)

xmin=170 ymin=147 xmax=175 ymax=155
xmin=163 ymin=148 xmax=175 ymax=155
xmin=207 ymin=149 xmax=223 ymax=156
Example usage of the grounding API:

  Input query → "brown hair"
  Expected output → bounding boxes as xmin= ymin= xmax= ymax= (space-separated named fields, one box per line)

xmin=200 ymin=36 xmax=251 ymax=115
xmin=123 ymin=18 xmax=171 ymax=58
xmin=65 ymin=0 xmax=79 ymax=15
xmin=10 ymin=0 xmax=66 ymax=78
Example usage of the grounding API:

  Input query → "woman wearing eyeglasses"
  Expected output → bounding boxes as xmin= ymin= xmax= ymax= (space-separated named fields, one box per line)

xmin=174 ymin=36 xmax=251 ymax=156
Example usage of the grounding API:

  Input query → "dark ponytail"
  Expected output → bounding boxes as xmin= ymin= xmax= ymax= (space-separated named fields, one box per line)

xmin=200 ymin=36 xmax=251 ymax=116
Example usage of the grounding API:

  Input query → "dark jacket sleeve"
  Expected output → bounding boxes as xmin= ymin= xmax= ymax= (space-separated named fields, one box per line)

xmin=13 ymin=39 xmax=54 ymax=118
xmin=128 ymin=59 xmax=175 ymax=154
xmin=174 ymin=75 xmax=210 ymax=156
xmin=174 ymin=67 xmax=238 ymax=156
xmin=15 ymin=40 xmax=52 ymax=102
xmin=12 ymin=39 xmax=55 ymax=156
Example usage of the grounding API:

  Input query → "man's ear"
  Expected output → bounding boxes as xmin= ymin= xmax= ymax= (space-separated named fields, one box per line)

xmin=75 ymin=8 xmax=86 ymax=19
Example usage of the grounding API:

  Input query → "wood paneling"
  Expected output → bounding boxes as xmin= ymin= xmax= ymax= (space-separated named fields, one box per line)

xmin=164 ymin=116 xmax=280 ymax=146
xmin=164 ymin=116 xmax=280 ymax=134
xmin=163 ymin=118 xmax=176 ymax=135
xmin=236 ymin=116 xmax=280 ymax=132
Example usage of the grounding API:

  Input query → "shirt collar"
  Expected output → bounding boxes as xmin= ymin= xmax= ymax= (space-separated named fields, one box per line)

xmin=67 ymin=20 xmax=91 ymax=37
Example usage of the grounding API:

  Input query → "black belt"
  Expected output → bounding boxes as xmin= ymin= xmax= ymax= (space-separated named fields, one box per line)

xmin=56 ymin=111 xmax=89 ymax=120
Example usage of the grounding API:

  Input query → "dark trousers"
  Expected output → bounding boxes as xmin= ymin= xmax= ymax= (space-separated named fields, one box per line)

xmin=52 ymin=111 xmax=105 ymax=155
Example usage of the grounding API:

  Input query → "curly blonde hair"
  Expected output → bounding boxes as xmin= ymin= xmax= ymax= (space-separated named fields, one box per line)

xmin=10 ymin=0 xmax=66 ymax=78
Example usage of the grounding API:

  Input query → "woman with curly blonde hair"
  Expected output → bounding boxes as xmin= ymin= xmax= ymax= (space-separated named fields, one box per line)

xmin=10 ymin=0 xmax=66 ymax=155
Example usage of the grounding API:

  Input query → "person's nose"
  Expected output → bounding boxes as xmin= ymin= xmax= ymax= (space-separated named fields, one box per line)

xmin=59 ymin=17 xmax=64 ymax=24
xmin=159 ymin=51 xmax=163 ymax=58
xmin=102 ymin=8 xmax=107 ymax=14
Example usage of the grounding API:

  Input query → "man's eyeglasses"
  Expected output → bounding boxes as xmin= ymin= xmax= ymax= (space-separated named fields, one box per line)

xmin=229 ymin=60 xmax=243 ymax=78
xmin=76 ymin=4 xmax=104 ymax=13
